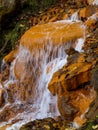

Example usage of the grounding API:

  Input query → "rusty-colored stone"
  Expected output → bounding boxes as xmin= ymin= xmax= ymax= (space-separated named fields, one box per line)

xmin=48 ymin=53 xmax=96 ymax=126
xmin=20 ymin=22 xmax=84 ymax=51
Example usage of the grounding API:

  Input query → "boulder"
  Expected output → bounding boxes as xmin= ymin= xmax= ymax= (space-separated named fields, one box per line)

xmin=85 ymin=18 xmax=98 ymax=31
xmin=48 ymin=54 xmax=92 ymax=92
xmin=20 ymin=22 xmax=85 ymax=51
xmin=79 ymin=6 xmax=96 ymax=21
xmin=48 ymin=53 xmax=96 ymax=126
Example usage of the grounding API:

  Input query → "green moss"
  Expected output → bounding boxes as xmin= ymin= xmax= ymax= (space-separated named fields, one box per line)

xmin=1 ymin=22 xmax=26 ymax=50
xmin=79 ymin=121 xmax=93 ymax=130
xmin=79 ymin=117 xmax=98 ymax=130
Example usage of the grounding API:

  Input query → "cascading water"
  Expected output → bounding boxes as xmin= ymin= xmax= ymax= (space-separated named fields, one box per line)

xmin=0 ymin=19 xmax=85 ymax=130
xmin=70 ymin=11 xmax=79 ymax=21
xmin=5 ymin=38 xmax=84 ymax=130
xmin=4 ymin=43 xmax=67 ymax=130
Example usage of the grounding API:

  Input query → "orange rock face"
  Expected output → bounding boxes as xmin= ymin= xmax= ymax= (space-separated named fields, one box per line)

xmin=48 ymin=54 xmax=92 ymax=92
xmin=85 ymin=18 xmax=97 ymax=30
xmin=48 ymin=53 xmax=96 ymax=126
xmin=4 ymin=48 xmax=18 ymax=63
xmin=20 ymin=22 xmax=85 ymax=51
xmin=12 ymin=21 xmax=85 ymax=81
xmin=79 ymin=6 xmax=96 ymax=20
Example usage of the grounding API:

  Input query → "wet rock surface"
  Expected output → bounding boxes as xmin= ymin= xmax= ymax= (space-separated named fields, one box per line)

xmin=0 ymin=0 xmax=98 ymax=130
xmin=48 ymin=51 xmax=96 ymax=126
xmin=48 ymin=1 xmax=98 ymax=127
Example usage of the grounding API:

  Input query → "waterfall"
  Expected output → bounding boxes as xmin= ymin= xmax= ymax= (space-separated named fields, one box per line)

xmin=75 ymin=37 xmax=85 ymax=52
xmin=0 ymin=20 xmax=85 ymax=130
xmin=5 ymin=37 xmax=84 ymax=130
xmin=4 ymin=43 xmax=67 ymax=130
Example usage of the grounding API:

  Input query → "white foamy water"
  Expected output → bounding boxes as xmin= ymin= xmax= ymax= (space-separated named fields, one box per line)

xmin=5 ymin=43 xmax=67 ymax=130
xmin=57 ymin=11 xmax=79 ymax=23
xmin=70 ymin=11 xmax=79 ymax=21
xmin=0 ymin=20 xmax=85 ymax=130
xmin=75 ymin=38 xmax=85 ymax=52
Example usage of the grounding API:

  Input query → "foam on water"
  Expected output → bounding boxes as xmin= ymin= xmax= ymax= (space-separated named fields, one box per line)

xmin=57 ymin=11 xmax=79 ymax=23
xmin=75 ymin=38 xmax=85 ymax=52
xmin=70 ymin=11 xmax=79 ymax=21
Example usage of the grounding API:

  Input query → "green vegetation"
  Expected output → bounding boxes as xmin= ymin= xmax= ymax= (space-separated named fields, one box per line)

xmin=27 ymin=0 xmax=57 ymax=12
xmin=0 ymin=18 xmax=28 ymax=66
xmin=79 ymin=117 xmax=98 ymax=130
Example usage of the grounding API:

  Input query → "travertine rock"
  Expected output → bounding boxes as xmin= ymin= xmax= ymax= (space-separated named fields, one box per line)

xmin=20 ymin=22 xmax=84 ymax=51
xmin=48 ymin=53 xmax=96 ymax=125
